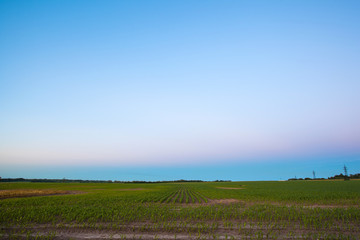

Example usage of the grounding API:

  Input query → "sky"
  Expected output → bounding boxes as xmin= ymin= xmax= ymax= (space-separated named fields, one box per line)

xmin=1 ymin=0 xmax=360 ymax=181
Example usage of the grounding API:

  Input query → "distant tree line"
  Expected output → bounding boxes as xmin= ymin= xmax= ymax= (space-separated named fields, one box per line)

xmin=0 ymin=178 xmax=113 ymax=183
xmin=0 ymin=178 xmax=232 ymax=183
xmin=328 ymin=173 xmax=360 ymax=180
xmin=288 ymin=173 xmax=359 ymax=181
xmin=288 ymin=177 xmax=325 ymax=181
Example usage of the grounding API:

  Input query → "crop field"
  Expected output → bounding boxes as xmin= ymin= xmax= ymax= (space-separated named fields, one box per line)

xmin=1 ymin=180 xmax=360 ymax=239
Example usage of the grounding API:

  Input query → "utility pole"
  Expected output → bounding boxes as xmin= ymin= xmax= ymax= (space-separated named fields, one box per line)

xmin=344 ymin=165 xmax=348 ymax=176
xmin=344 ymin=165 xmax=349 ymax=181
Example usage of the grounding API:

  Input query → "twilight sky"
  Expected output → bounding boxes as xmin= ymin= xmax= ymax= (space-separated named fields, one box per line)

xmin=1 ymin=0 xmax=359 ymax=180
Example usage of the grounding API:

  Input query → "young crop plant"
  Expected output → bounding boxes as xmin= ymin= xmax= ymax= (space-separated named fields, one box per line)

xmin=155 ymin=185 xmax=210 ymax=204
xmin=1 ymin=181 xmax=360 ymax=239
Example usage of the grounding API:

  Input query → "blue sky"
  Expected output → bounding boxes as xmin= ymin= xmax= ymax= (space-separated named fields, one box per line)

xmin=1 ymin=0 xmax=359 ymax=180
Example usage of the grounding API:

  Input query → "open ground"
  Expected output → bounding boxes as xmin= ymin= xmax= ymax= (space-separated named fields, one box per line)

xmin=1 ymin=180 xmax=359 ymax=239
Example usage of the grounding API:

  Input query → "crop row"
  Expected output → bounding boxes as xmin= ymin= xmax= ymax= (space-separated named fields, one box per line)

xmin=1 ymin=182 xmax=360 ymax=239
xmin=158 ymin=187 xmax=209 ymax=204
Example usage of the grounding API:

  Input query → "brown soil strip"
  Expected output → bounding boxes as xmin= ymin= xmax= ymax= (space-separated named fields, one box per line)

xmin=0 ymin=189 xmax=83 ymax=200
xmin=216 ymin=187 xmax=244 ymax=190
xmin=172 ymin=198 xmax=358 ymax=208
xmin=298 ymin=204 xmax=359 ymax=209
xmin=207 ymin=198 xmax=240 ymax=204
xmin=162 ymin=196 xmax=357 ymax=208
xmin=168 ymin=198 xmax=240 ymax=207
xmin=3 ymin=222 xmax=359 ymax=240
xmin=227 ymin=199 xmax=358 ymax=209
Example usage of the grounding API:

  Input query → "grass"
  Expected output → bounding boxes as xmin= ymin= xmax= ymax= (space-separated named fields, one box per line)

xmin=0 ymin=180 xmax=359 ymax=239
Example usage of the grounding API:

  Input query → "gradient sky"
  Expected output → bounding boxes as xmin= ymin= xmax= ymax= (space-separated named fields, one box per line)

xmin=1 ymin=0 xmax=360 ymax=180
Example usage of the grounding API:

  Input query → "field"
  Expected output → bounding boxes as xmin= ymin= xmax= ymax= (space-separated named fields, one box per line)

xmin=1 ymin=180 xmax=360 ymax=239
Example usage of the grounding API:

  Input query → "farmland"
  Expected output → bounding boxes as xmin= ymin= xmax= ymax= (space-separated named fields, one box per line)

xmin=1 ymin=180 xmax=360 ymax=239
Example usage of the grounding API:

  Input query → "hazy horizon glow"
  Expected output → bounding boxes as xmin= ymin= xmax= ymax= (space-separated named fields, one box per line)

xmin=1 ymin=1 xmax=360 ymax=179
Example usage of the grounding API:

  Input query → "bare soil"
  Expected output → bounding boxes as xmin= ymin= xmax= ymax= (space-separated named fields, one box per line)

xmin=206 ymin=198 xmax=241 ymax=205
xmin=2 ymin=220 xmax=359 ymax=240
xmin=0 ymin=189 xmax=83 ymax=199
xmin=162 ymin=197 xmax=358 ymax=209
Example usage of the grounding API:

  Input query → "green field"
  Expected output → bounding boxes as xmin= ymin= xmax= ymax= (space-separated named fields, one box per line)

xmin=1 ymin=180 xmax=360 ymax=239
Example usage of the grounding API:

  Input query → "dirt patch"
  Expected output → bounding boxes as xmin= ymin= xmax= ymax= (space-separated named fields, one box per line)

xmin=165 ymin=198 xmax=240 ymax=207
xmin=235 ymin=200 xmax=358 ymax=209
xmin=4 ymin=220 xmax=358 ymax=240
xmin=299 ymin=204 xmax=359 ymax=209
xmin=21 ymin=232 xmax=198 ymax=240
xmin=165 ymin=198 xmax=357 ymax=209
xmin=0 ymin=189 xmax=83 ymax=199
xmin=209 ymin=198 xmax=240 ymax=204
xmin=175 ymin=198 xmax=241 ymax=206
xmin=216 ymin=187 xmax=244 ymax=190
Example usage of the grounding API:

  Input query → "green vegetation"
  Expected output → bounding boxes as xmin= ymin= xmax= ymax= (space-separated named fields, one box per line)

xmin=154 ymin=186 xmax=207 ymax=204
xmin=1 ymin=180 xmax=359 ymax=239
